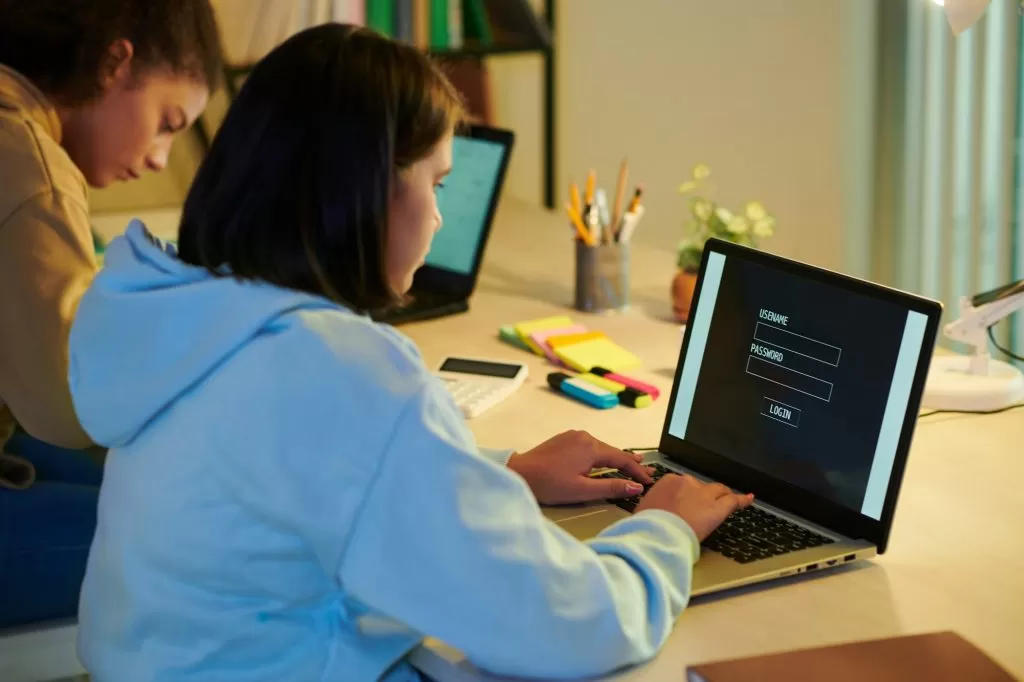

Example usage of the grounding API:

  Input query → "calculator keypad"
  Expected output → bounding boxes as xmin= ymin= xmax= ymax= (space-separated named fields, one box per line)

xmin=441 ymin=379 xmax=506 ymax=418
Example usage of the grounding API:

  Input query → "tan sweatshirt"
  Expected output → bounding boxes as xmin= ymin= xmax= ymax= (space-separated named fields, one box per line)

xmin=0 ymin=64 xmax=96 ymax=450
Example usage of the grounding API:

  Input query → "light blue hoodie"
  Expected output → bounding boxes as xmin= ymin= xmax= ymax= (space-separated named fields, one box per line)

xmin=69 ymin=222 xmax=701 ymax=682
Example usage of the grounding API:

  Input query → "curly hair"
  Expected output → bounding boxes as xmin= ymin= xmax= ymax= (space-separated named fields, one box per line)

xmin=0 ymin=0 xmax=223 ymax=103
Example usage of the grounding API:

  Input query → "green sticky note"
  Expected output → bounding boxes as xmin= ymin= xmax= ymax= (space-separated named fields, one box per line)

xmin=499 ymin=325 xmax=531 ymax=352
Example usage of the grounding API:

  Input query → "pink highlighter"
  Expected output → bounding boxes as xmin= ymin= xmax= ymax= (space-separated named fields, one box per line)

xmin=590 ymin=366 xmax=661 ymax=400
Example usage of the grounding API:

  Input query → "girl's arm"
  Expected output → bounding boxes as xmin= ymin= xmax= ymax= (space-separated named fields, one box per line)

xmin=338 ymin=384 xmax=699 ymax=679
xmin=0 ymin=190 xmax=96 ymax=448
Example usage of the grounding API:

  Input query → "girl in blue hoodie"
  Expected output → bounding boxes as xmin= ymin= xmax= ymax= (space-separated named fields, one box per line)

xmin=69 ymin=23 xmax=752 ymax=682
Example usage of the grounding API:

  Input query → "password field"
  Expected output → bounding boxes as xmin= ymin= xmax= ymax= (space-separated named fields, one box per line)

xmin=746 ymin=355 xmax=833 ymax=402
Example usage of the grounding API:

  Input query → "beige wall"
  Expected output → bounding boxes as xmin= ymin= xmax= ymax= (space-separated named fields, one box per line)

xmin=550 ymin=0 xmax=879 ymax=274
xmin=91 ymin=0 xmax=879 ymax=277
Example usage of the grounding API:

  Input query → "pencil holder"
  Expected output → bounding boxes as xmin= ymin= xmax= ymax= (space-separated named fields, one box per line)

xmin=574 ymin=240 xmax=630 ymax=313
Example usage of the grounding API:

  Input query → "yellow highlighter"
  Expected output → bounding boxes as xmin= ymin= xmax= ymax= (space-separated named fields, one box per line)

xmin=577 ymin=373 xmax=653 ymax=408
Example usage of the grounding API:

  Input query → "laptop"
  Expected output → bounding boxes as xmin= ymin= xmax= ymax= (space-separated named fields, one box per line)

xmin=545 ymin=237 xmax=942 ymax=596
xmin=372 ymin=124 xmax=515 ymax=325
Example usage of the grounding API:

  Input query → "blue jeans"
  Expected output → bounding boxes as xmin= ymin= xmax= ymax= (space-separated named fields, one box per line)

xmin=0 ymin=432 xmax=102 ymax=628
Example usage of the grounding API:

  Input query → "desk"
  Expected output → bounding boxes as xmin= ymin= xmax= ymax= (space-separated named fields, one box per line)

xmin=92 ymin=200 xmax=1024 ymax=680
xmin=392 ymin=200 xmax=1024 ymax=680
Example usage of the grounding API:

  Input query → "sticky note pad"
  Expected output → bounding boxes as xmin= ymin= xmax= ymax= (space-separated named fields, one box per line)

xmin=530 ymin=324 xmax=587 ymax=364
xmin=554 ymin=337 xmax=641 ymax=373
xmin=498 ymin=325 xmax=532 ymax=352
xmin=546 ymin=330 xmax=606 ymax=348
xmin=513 ymin=316 xmax=575 ymax=355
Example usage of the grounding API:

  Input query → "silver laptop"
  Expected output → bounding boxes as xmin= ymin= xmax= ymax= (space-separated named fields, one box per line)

xmin=545 ymin=238 xmax=942 ymax=596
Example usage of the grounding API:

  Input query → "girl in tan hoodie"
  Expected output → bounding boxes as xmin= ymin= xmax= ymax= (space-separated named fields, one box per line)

xmin=0 ymin=0 xmax=222 ymax=628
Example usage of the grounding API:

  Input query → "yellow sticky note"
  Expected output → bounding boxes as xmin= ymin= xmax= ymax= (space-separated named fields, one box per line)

xmin=513 ymin=316 xmax=575 ymax=355
xmin=554 ymin=338 xmax=641 ymax=373
xmin=546 ymin=331 xmax=606 ymax=348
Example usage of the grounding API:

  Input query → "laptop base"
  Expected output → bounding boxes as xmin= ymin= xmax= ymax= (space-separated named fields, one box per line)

xmin=543 ymin=453 xmax=876 ymax=598
xmin=372 ymin=298 xmax=469 ymax=326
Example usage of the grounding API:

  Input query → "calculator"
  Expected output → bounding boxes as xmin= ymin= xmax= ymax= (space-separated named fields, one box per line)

xmin=435 ymin=356 xmax=529 ymax=419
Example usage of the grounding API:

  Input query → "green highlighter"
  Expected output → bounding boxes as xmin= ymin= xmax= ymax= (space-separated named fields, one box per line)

xmin=498 ymin=325 xmax=532 ymax=352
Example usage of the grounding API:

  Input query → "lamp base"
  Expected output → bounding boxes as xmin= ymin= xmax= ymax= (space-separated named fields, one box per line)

xmin=923 ymin=354 xmax=1024 ymax=413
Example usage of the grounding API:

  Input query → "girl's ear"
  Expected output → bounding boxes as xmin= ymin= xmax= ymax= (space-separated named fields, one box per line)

xmin=98 ymin=38 xmax=135 ymax=90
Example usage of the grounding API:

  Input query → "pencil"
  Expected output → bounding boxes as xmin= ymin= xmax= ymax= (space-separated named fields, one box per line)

xmin=585 ymin=169 xmax=596 ymax=206
xmin=627 ymin=185 xmax=644 ymax=213
xmin=570 ymin=182 xmax=582 ymax=215
xmin=611 ymin=158 xmax=629 ymax=239
xmin=565 ymin=201 xmax=596 ymax=246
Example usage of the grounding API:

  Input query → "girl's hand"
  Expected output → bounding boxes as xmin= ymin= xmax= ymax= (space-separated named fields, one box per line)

xmin=507 ymin=430 xmax=653 ymax=505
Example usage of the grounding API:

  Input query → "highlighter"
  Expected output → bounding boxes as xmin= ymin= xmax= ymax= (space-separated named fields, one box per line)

xmin=590 ymin=366 xmax=661 ymax=400
xmin=547 ymin=372 xmax=618 ymax=409
xmin=576 ymin=373 xmax=653 ymax=408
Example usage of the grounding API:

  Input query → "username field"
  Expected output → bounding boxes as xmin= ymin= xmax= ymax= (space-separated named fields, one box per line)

xmin=753 ymin=323 xmax=842 ymax=366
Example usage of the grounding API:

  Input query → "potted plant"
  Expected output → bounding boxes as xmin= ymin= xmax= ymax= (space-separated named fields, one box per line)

xmin=672 ymin=163 xmax=776 ymax=323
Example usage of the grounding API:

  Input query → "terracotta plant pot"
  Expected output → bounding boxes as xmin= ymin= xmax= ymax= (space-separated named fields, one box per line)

xmin=671 ymin=269 xmax=699 ymax=324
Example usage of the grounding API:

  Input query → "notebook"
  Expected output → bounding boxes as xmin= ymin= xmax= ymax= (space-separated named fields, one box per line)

xmin=686 ymin=631 xmax=1013 ymax=682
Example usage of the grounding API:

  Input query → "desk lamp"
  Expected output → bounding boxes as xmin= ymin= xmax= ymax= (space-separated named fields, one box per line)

xmin=931 ymin=0 xmax=992 ymax=35
xmin=923 ymin=281 xmax=1024 ymax=412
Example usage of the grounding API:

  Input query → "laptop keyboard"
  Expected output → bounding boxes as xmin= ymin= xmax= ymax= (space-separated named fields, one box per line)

xmin=596 ymin=463 xmax=833 ymax=564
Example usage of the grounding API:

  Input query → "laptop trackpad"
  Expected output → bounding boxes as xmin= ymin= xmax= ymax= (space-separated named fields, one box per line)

xmin=545 ymin=503 xmax=630 ymax=541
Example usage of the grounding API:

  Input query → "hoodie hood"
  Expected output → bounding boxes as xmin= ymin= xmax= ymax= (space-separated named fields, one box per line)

xmin=69 ymin=220 xmax=338 ymax=447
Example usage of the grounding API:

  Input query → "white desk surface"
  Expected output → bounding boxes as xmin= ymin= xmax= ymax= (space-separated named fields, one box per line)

xmin=92 ymin=200 xmax=1024 ymax=681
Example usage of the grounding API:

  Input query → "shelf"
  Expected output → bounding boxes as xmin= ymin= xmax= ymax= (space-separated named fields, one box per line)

xmin=430 ymin=43 xmax=551 ymax=59
xmin=213 ymin=0 xmax=555 ymax=209
xmin=224 ymin=43 xmax=549 ymax=78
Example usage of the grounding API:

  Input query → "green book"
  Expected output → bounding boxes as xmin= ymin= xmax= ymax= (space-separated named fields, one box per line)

xmin=430 ymin=0 xmax=450 ymax=49
xmin=462 ymin=0 xmax=492 ymax=45
xmin=366 ymin=0 xmax=395 ymax=37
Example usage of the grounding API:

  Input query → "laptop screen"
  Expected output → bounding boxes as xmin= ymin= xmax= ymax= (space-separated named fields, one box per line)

xmin=667 ymin=248 xmax=930 ymax=521
xmin=425 ymin=135 xmax=508 ymax=275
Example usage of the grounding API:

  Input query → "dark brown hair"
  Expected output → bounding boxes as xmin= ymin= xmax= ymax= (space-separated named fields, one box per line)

xmin=176 ymin=23 xmax=465 ymax=311
xmin=0 ymin=0 xmax=223 ymax=103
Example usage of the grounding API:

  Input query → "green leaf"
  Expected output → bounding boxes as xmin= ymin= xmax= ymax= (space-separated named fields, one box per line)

xmin=676 ymin=244 xmax=704 ymax=271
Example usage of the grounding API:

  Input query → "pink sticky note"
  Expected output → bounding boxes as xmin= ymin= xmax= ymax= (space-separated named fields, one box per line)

xmin=530 ymin=325 xmax=587 ymax=365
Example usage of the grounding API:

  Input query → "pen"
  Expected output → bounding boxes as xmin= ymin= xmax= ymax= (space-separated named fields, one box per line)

xmin=547 ymin=372 xmax=618 ymax=409
xmin=565 ymin=201 xmax=596 ymax=246
xmin=617 ymin=205 xmax=645 ymax=243
xmin=585 ymin=200 xmax=600 ymax=244
xmin=611 ymin=158 xmax=629 ymax=240
xmin=594 ymin=188 xmax=611 ymax=242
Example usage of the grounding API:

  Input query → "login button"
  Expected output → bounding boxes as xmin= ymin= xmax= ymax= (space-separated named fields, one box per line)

xmin=762 ymin=397 xmax=801 ymax=427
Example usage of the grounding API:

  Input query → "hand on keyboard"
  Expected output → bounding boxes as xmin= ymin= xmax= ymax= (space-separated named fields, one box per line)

xmin=597 ymin=465 xmax=830 ymax=562
xmin=507 ymin=430 xmax=654 ymax=505
xmin=598 ymin=464 xmax=754 ymax=541
xmin=635 ymin=474 xmax=753 ymax=541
